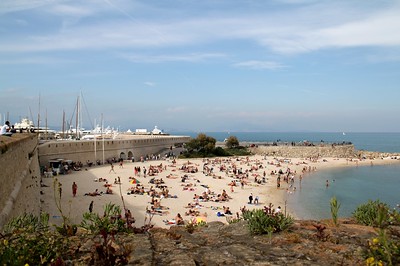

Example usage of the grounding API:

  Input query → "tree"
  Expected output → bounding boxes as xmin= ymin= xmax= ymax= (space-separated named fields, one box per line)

xmin=185 ymin=133 xmax=216 ymax=154
xmin=225 ymin=136 xmax=239 ymax=149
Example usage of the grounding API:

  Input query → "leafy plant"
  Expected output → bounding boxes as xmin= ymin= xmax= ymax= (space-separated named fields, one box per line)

xmin=242 ymin=204 xmax=294 ymax=235
xmin=81 ymin=203 xmax=127 ymax=240
xmin=0 ymin=213 xmax=68 ymax=265
xmin=80 ymin=202 xmax=129 ymax=265
xmin=226 ymin=216 xmax=242 ymax=224
xmin=353 ymin=200 xmax=391 ymax=228
xmin=330 ymin=196 xmax=341 ymax=227
xmin=53 ymin=177 xmax=76 ymax=236
xmin=185 ymin=219 xmax=207 ymax=234
xmin=3 ymin=212 xmax=49 ymax=234
xmin=313 ymin=223 xmax=329 ymax=241
xmin=366 ymin=229 xmax=400 ymax=266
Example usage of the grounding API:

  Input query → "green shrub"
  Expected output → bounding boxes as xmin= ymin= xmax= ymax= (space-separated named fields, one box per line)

xmin=3 ymin=212 xmax=49 ymax=234
xmin=80 ymin=203 xmax=130 ymax=265
xmin=0 ymin=213 xmax=68 ymax=265
xmin=242 ymin=205 xmax=294 ymax=235
xmin=365 ymin=229 xmax=400 ymax=266
xmin=81 ymin=202 xmax=127 ymax=239
xmin=353 ymin=200 xmax=391 ymax=228
xmin=330 ymin=196 xmax=341 ymax=227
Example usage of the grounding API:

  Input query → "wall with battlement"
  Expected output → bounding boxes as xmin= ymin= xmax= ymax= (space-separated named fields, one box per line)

xmin=0 ymin=134 xmax=41 ymax=228
xmin=249 ymin=144 xmax=357 ymax=158
xmin=38 ymin=135 xmax=190 ymax=167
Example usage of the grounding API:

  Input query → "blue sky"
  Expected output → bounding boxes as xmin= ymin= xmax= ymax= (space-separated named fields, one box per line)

xmin=1 ymin=0 xmax=400 ymax=132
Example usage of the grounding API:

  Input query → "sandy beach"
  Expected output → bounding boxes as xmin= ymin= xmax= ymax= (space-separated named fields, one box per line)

xmin=40 ymin=154 xmax=400 ymax=229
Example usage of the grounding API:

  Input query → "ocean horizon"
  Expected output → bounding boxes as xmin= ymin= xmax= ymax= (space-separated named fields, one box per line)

xmin=170 ymin=131 xmax=400 ymax=153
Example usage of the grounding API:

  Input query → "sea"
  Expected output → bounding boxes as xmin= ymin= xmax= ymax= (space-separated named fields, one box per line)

xmin=170 ymin=132 xmax=400 ymax=219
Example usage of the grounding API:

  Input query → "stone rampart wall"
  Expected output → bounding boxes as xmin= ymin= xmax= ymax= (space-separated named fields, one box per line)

xmin=0 ymin=134 xmax=41 ymax=228
xmin=249 ymin=144 xmax=357 ymax=158
xmin=38 ymin=135 xmax=190 ymax=167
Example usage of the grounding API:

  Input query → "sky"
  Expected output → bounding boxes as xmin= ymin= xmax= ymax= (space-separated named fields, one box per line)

xmin=1 ymin=0 xmax=400 ymax=132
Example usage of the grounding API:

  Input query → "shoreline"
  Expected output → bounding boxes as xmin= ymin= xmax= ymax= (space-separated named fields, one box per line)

xmin=40 ymin=154 xmax=400 ymax=228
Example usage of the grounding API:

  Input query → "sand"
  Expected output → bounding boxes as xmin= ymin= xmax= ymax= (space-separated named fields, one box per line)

xmin=40 ymin=154 xmax=400 ymax=228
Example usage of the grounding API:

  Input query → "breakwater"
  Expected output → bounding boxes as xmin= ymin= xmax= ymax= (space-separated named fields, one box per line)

xmin=250 ymin=144 xmax=355 ymax=158
xmin=0 ymin=134 xmax=41 ymax=228
xmin=249 ymin=143 xmax=400 ymax=159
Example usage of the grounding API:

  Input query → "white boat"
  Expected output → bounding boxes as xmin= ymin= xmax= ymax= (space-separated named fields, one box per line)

xmin=14 ymin=117 xmax=56 ymax=134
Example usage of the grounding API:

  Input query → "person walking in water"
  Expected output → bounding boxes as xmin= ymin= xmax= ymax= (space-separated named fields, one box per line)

xmin=72 ymin=182 xmax=78 ymax=197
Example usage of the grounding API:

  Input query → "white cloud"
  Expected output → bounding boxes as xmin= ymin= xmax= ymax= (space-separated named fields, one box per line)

xmin=233 ymin=60 xmax=286 ymax=70
xmin=0 ymin=56 xmax=75 ymax=65
xmin=1 ymin=1 xmax=400 ymax=57
xmin=0 ymin=0 xmax=64 ymax=14
xmin=121 ymin=53 xmax=226 ymax=63
xmin=166 ymin=106 xmax=186 ymax=113
xmin=144 ymin=82 xmax=156 ymax=87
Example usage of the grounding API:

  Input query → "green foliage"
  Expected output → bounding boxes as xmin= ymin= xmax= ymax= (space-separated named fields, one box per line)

xmin=330 ymin=196 xmax=341 ymax=227
xmin=185 ymin=133 xmax=216 ymax=154
xmin=3 ymin=212 xmax=49 ymax=234
xmin=0 ymin=213 xmax=68 ymax=265
xmin=185 ymin=220 xmax=207 ymax=234
xmin=213 ymin=146 xmax=229 ymax=156
xmin=81 ymin=203 xmax=127 ymax=239
xmin=365 ymin=229 xmax=400 ymax=266
xmin=80 ymin=203 xmax=130 ymax=265
xmin=226 ymin=216 xmax=242 ymax=224
xmin=181 ymin=133 xmax=250 ymax=158
xmin=225 ymin=136 xmax=239 ymax=149
xmin=353 ymin=200 xmax=392 ymax=228
xmin=53 ymin=177 xmax=76 ymax=235
xmin=225 ymin=146 xmax=251 ymax=156
xmin=242 ymin=205 xmax=294 ymax=235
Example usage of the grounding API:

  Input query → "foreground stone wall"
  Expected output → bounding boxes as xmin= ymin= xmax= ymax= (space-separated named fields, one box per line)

xmin=249 ymin=144 xmax=357 ymax=158
xmin=38 ymin=135 xmax=190 ymax=167
xmin=0 ymin=134 xmax=41 ymax=228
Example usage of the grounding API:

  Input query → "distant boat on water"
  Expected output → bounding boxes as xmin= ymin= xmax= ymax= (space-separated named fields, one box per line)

xmin=342 ymin=132 xmax=346 ymax=136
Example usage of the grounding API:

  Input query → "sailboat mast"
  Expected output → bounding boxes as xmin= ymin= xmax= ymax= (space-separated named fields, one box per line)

xmin=94 ymin=118 xmax=97 ymax=162
xmin=75 ymin=95 xmax=79 ymax=139
xmin=102 ymin=113 xmax=105 ymax=165
xmin=45 ymin=109 xmax=48 ymax=140
xmin=37 ymin=93 xmax=41 ymax=136
xmin=62 ymin=110 xmax=65 ymax=139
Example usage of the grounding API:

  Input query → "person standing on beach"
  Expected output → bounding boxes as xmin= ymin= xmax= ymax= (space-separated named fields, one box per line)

xmin=254 ymin=195 xmax=259 ymax=205
xmin=72 ymin=182 xmax=78 ymax=197
xmin=109 ymin=163 xmax=116 ymax=174
xmin=89 ymin=201 xmax=94 ymax=213
xmin=248 ymin=193 xmax=253 ymax=204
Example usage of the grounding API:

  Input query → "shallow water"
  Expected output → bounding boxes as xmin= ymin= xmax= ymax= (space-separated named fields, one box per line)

xmin=286 ymin=163 xmax=400 ymax=219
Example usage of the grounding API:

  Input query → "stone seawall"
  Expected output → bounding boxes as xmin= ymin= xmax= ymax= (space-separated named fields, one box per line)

xmin=38 ymin=135 xmax=190 ymax=167
xmin=0 ymin=134 xmax=41 ymax=228
xmin=249 ymin=144 xmax=357 ymax=158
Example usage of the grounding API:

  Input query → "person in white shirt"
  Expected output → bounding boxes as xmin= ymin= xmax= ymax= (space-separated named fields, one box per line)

xmin=0 ymin=121 xmax=12 ymax=136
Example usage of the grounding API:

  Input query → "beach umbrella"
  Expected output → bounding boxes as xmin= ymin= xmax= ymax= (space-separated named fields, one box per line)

xmin=130 ymin=178 xmax=140 ymax=184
